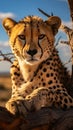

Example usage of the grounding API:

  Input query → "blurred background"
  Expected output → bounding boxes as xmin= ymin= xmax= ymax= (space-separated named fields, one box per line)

xmin=0 ymin=0 xmax=72 ymax=106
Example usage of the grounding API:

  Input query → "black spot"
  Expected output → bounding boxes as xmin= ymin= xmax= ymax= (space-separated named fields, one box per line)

xmin=50 ymin=91 xmax=53 ymax=94
xmin=11 ymin=104 xmax=14 ymax=107
xmin=53 ymin=86 xmax=56 ymax=89
xmin=51 ymin=73 xmax=53 ymax=76
xmin=27 ymin=96 xmax=31 ymax=99
xmin=13 ymin=85 xmax=16 ymax=88
xmin=11 ymin=65 xmax=18 ymax=69
xmin=49 ymin=87 xmax=52 ymax=89
xmin=54 ymin=77 xmax=56 ymax=80
xmin=62 ymin=88 xmax=66 ymax=92
xmin=12 ymin=92 xmax=15 ymax=95
xmin=51 ymin=63 xmax=54 ymax=66
xmin=36 ymin=86 xmax=39 ymax=89
xmin=55 ymin=96 xmax=58 ymax=100
xmin=64 ymin=98 xmax=68 ymax=103
xmin=40 ymin=72 xmax=43 ymax=75
xmin=20 ymin=78 xmax=24 ymax=81
xmin=56 ymin=80 xmax=58 ymax=83
xmin=41 ymin=78 xmax=44 ymax=81
xmin=43 ymin=68 xmax=47 ymax=72
xmin=49 ymin=57 xmax=52 ymax=61
xmin=63 ymin=92 xmax=68 ymax=96
xmin=60 ymin=101 xmax=62 ymax=104
xmin=46 ymin=62 xmax=50 ymax=65
xmin=50 ymin=67 xmax=52 ymax=70
xmin=48 ymin=80 xmax=53 ymax=85
xmin=18 ymin=94 xmax=22 ymax=97
xmin=38 ymin=95 xmax=41 ymax=100
xmin=61 ymin=85 xmax=65 ymax=88
xmin=56 ymin=89 xmax=61 ymax=94
xmin=30 ymin=79 xmax=33 ymax=82
xmin=60 ymin=96 xmax=63 ymax=100
xmin=43 ymin=82 xmax=46 ymax=86
xmin=54 ymin=69 xmax=56 ymax=71
xmin=48 ymin=92 xmax=50 ymax=96
xmin=12 ymin=78 xmax=15 ymax=80
xmin=15 ymin=83 xmax=17 ymax=85
xmin=25 ymin=90 xmax=28 ymax=93
xmin=17 ymin=68 xmax=20 ymax=71
xmin=14 ymin=72 xmax=20 ymax=76
xmin=39 ymin=83 xmax=41 ymax=86
xmin=38 ymin=76 xmax=40 ymax=79
xmin=39 ymin=64 xmax=43 ymax=69
xmin=69 ymin=98 xmax=73 ymax=103
xmin=51 ymin=98 xmax=53 ymax=101
xmin=32 ymin=86 xmax=34 ymax=89
xmin=42 ymin=93 xmax=46 ymax=96
xmin=57 ymin=85 xmax=59 ymax=88
xmin=46 ymin=73 xmax=49 ymax=77
xmin=55 ymin=73 xmax=58 ymax=77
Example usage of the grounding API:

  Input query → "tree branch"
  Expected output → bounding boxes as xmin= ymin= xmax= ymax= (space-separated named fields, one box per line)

xmin=0 ymin=51 xmax=14 ymax=64
xmin=38 ymin=8 xmax=51 ymax=17
xmin=0 ymin=106 xmax=73 ymax=130
xmin=68 ymin=0 xmax=73 ymax=24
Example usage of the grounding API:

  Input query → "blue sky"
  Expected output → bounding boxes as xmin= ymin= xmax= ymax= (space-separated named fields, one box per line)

xmin=0 ymin=0 xmax=72 ymax=72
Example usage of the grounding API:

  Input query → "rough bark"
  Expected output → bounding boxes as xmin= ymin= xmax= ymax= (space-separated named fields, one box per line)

xmin=0 ymin=106 xmax=73 ymax=130
xmin=68 ymin=0 xmax=73 ymax=24
xmin=68 ymin=0 xmax=73 ymax=94
xmin=0 ymin=106 xmax=24 ymax=130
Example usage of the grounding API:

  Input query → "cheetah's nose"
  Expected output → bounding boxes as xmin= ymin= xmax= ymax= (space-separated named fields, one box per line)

xmin=27 ymin=49 xmax=37 ymax=56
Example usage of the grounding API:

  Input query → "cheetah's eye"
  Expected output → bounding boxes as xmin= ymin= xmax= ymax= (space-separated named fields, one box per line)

xmin=18 ymin=35 xmax=25 ymax=40
xmin=18 ymin=35 xmax=26 ymax=45
xmin=38 ymin=34 xmax=45 ymax=40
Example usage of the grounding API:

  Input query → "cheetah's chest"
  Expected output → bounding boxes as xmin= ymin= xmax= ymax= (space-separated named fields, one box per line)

xmin=21 ymin=60 xmax=59 ymax=92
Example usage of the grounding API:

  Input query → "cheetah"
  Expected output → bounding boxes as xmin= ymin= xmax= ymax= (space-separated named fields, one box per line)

xmin=2 ymin=15 xmax=73 ymax=115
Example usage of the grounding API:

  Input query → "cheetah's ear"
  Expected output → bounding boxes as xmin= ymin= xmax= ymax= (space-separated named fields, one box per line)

xmin=46 ymin=16 xmax=61 ymax=35
xmin=2 ymin=18 xmax=17 ymax=36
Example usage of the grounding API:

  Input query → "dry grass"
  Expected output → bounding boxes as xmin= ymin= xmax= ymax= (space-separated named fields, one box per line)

xmin=0 ymin=74 xmax=12 ymax=107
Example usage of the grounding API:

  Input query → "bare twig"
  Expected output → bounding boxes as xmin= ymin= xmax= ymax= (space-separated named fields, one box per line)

xmin=60 ymin=40 xmax=69 ymax=45
xmin=63 ymin=57 xmax=71 ymax=66
xmin=55 ymin=36 xmax=62 ymax=47
xmin=68 ymin=0 xmax=73 ymax=24
xmin=0 ymin=51 xmax=14 ymax=64
xmin=38 ymin=8 xmax=51 ymax=17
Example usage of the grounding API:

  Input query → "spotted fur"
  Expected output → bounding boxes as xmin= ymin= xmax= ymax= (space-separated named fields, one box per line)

xmin=2 ymin=16 xmax=73 ymax=115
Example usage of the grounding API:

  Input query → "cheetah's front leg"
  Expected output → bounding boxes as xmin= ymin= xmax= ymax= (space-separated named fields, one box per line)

xmin=6 ymin=87 xmax=73 ymax=115
xmin=6 ymin=87 xmax=51 ymax=115
xmin=6 ymin=97 xmax=31 ymax=115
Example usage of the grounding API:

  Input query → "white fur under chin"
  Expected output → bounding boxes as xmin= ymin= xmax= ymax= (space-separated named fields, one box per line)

xmin=18 ymin=58 xmax=39 ymax=81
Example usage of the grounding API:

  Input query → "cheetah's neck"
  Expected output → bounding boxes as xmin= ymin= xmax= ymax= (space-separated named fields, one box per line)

xmin=18 ymin=61 xmax=39 ymax=82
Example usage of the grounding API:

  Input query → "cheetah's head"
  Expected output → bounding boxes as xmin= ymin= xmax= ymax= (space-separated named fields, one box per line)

xmin=2 ymin=16 xmax=61 ymax=65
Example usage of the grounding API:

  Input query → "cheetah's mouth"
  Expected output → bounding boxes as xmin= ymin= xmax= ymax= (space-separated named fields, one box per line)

xmin=28 ymin=57 xmax=38 ymax=61
xmin=27 ymin=58 xmax=38 ymax=62
xmin=25 ymin=57 xmax=39 ymax=65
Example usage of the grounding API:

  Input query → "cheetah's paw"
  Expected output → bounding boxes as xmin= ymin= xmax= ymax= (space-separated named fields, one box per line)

xmin=6 ymin=98 xmax=31 ymax=115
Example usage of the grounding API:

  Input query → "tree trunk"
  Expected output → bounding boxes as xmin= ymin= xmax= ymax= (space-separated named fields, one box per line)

xmin=0 ymin=106 xmax=23 ymax=130
xmin=68 ymin=0 xmax=73 ymax=24
xmin=0 ymin=106 xmax=73 ymax=130
xmin=68 ymin=0 xmax=73 ymax=91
